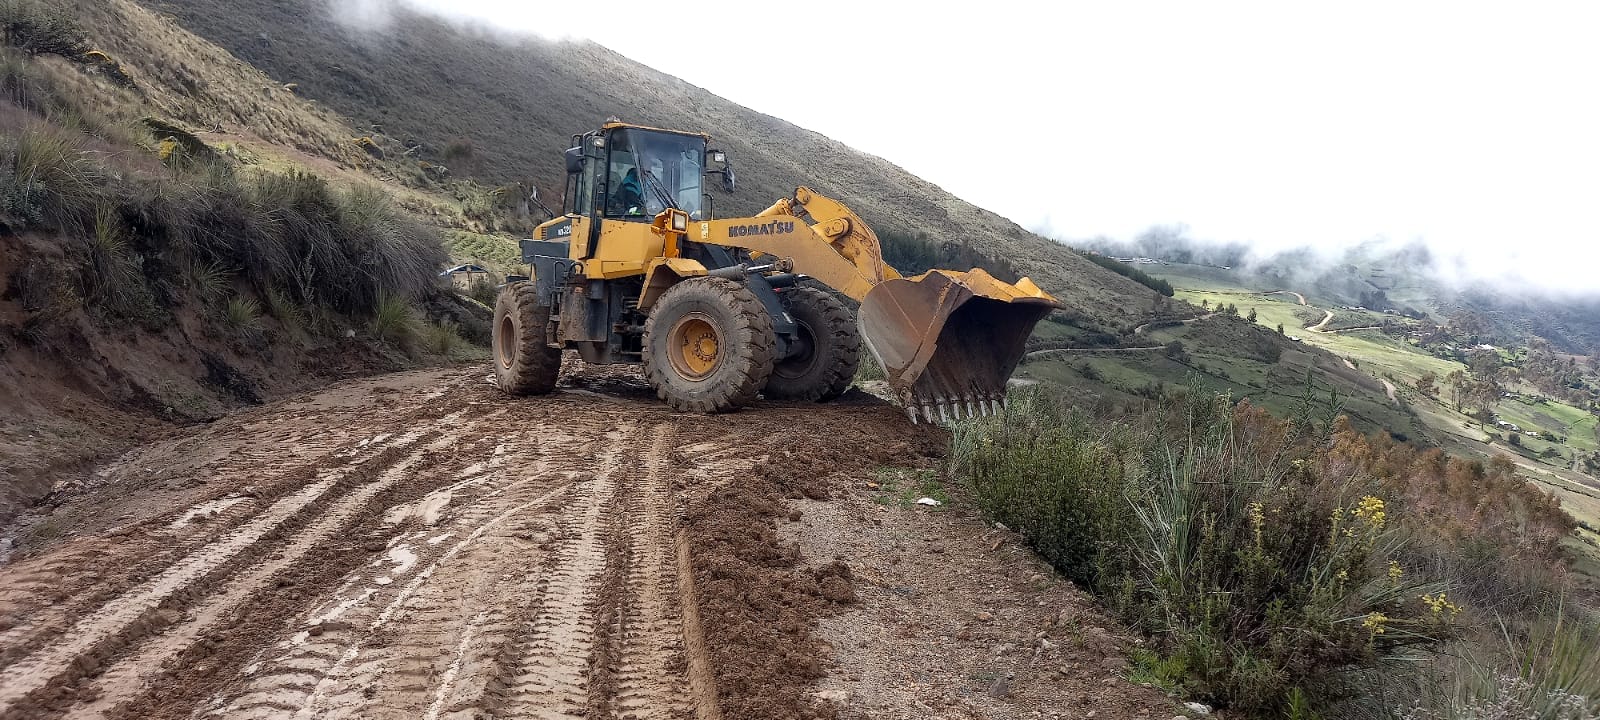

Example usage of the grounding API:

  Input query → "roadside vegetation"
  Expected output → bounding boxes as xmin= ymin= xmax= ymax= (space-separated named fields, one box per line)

xmin=952 ymin=382 xmax=1595 ymax=718
xmin=0 ymin=3 xmax=480 ymax=361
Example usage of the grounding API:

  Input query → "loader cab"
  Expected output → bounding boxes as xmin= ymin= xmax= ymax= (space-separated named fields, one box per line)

xmin=563 ymin=124 xmax=711 ymax=224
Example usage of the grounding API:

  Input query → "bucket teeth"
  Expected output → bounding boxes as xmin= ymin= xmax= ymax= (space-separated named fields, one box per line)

xmin=937 ymin=402 xmax=950 ymax=424
xmin=906 ymin=406 xmax=919 ymax=424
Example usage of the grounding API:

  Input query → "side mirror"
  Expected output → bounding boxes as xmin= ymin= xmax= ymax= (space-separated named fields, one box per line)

xmin=564 ymin=146 xmax=583 ymax=174
xmin=722 ymin=165 xmax=736 ymax=193
xmin=526 ymin=183 xmax=557 ymax=220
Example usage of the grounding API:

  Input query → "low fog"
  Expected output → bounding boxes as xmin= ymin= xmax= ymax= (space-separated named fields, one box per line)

xmin=1043 ymin=223 xmax=1600 ymax=301
xmin=326 ymin=1 xmax=1599 ymax=298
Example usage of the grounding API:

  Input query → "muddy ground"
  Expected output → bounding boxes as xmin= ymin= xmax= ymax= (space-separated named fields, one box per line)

xmin=0 ymin=363 xmax=1182 ymax=719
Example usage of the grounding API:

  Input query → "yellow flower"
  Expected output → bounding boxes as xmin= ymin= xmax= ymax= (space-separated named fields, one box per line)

xmin=1420 ymin=593 xmax=1463 ymax=618
xmin=1247 ymin=502 xmax=1266 ymax=545
xmin=1388 ymin=560 xmax=1403 ymax=584
xmin=1363 ymin=611 xmax=1389 ymax=635
xmin=1352 ymin=496 xmax=1387 ymax=530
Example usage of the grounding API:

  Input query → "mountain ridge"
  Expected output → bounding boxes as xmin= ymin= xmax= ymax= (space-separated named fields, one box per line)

xmin=141 ymin=0 xmax=1168 ymax=330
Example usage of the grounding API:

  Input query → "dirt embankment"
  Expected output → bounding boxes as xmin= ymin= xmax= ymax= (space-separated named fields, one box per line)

xmin=0 ymin=363 xmax=1180 ymax=719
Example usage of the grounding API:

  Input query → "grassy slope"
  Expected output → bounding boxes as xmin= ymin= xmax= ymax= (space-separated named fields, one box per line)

xmin=142 ymin=0 xmax=1164 ymax=331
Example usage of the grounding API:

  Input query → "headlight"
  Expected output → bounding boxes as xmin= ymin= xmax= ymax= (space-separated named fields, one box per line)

xmin=711 ymin=151 xmax=726 ymax=163
xmin=671 ymin=212 xmax=687 ymax=231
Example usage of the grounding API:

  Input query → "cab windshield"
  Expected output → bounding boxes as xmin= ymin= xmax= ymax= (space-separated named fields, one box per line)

xmin=605 ymin=129 xmax=706 ymax=220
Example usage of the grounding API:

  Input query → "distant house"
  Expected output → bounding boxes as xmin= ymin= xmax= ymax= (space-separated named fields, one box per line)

xmin=440 ymin=264 xmax=491 ymax=290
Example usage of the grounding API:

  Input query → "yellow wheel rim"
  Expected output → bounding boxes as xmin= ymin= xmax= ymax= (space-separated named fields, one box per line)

xmin=497 ymin=315 xmax=517 ymax=369
xmin=668 ymin=314 xmax=721 ymax=380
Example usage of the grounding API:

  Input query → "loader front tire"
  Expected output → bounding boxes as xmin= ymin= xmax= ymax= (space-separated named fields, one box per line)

xmin=643 ymin=277 xmax=775 ymax=413
xmin=764 ymin=286 xmax=860 ymax=402
xmin=493 ymin=281 xmax=561 ymax=395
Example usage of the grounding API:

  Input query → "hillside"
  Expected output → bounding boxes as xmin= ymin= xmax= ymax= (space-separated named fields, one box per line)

xmin=140 ymin=0 xmax=1167 ymax=332
xmin=0 ymin=0 xmax=498 ymax=524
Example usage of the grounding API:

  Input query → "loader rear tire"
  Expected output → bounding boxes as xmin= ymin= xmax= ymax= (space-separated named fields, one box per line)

xmin=643 ymin=277 xmax=775 ymax=413
xmin=493 ymin=281 xmax=561 ymax=395
xmin=764 ymin=286 xmax=860 ymax=402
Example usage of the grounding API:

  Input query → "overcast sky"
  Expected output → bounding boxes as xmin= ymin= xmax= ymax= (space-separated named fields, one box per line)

xmin=388 ymin=0 xmax=1598 ymax=293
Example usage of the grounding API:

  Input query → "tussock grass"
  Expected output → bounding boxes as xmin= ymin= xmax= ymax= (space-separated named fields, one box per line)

xmin=420 ymin=320 xmax=463 ymax=357
xmin=4 ymin=121 xmax=101 ymax=229
xmin=262 ymin=286 xmax=305 ymax=339
xmin=369 ymin=291 xmax=417 ymax=348
xmin=221 ymin=295 xmax=261 ymax=334
xmin=184 ymin=258 xmax=229 ymax=302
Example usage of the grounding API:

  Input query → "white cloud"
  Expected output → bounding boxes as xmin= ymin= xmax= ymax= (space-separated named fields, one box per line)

xmin=344 ymin=0 xmax=1600 ymax=294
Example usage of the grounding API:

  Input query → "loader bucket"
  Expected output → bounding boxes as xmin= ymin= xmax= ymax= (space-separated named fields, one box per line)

xmin=858 ymin=268 xmax=1059 ymax=423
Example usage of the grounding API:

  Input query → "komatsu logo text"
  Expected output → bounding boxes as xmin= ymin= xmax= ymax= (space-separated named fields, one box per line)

xmin=727 ymin=221 xmax=794 ymax=238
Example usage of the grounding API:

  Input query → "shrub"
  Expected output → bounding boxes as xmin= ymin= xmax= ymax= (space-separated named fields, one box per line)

xmin=951 ymin=382 xmax=1574 ymax=715
xmin=464 ymin=277 xmax=497 ymax=307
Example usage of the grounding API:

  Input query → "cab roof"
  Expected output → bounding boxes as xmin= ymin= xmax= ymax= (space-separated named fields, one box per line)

xmin=600 ymin=121 xmax=711 ymax=143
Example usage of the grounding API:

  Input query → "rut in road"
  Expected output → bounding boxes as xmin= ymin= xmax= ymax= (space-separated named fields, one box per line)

xmin=0 ymin=369 xmax=732 ymax=720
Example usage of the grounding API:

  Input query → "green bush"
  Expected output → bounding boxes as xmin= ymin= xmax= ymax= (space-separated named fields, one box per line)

xmin=952 ymin=386 xmax=1458 ymax=713
xmin=465 ymin=276 xmax=497 ymax=307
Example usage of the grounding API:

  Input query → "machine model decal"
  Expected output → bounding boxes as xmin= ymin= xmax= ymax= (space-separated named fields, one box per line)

xmin=544 ymin=219 xmax=573 ymax=239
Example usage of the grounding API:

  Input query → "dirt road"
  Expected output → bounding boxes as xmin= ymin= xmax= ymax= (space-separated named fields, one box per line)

xmin=0 ymin=364 xmax=1175 ymax=719
xmin=0 ymin=366 xmax=728 ymax=719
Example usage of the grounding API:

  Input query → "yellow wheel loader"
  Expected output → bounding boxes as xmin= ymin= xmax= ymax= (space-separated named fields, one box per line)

xmin=492 ymin=121 xmax=1059 ymax=422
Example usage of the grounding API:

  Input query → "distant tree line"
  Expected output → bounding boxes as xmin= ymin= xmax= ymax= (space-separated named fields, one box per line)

xmin=1071 ymin=250 xmax=1174 ymax=296
xmin=877 ymin=229 xmax=1019 ymax=282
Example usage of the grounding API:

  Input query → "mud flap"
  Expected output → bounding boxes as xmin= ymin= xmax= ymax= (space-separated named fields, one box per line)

xmin=857 ymin=269 xmax=1058 ymax=423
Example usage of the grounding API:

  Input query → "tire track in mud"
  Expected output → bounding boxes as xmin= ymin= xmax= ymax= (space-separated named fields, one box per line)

xmin=0 ymin=386 xmax=468 ymax=675
xmin=6 ymin=369 xmax=758 ymax=720
xmin=489 ymin=421 xmax=640 ymax=719
xmin=590 ymin=422 xmax=697 ymax=720
xmin=198 ymin=411 xmax=640 ymax=720
xmin=279 ymin=438 xmax=583 ymax=718
xmin=0 ymin=431 xmax=396 ymax=668
xmin=60 ymin=416 xmax=486 ymax=720
xmin=0 ymin=419 xmax=451 ymax=719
